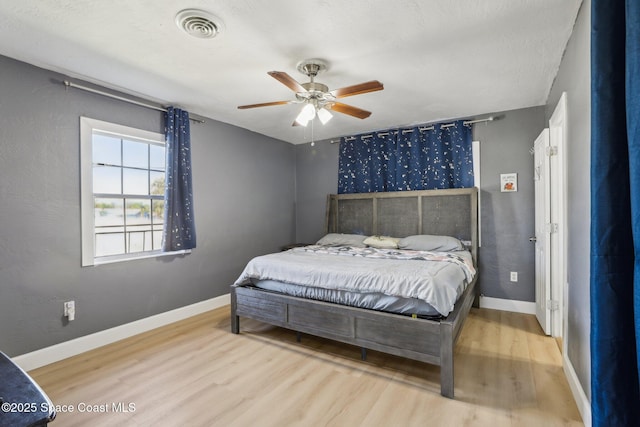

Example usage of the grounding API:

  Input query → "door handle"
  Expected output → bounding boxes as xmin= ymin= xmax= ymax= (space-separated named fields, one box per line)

xmin=529 ymin=236 xmax=537 ymax=242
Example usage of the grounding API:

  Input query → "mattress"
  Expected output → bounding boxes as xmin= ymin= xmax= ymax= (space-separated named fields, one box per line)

xmin=252 ymin=279 xmax=443 ymax=319
xmin=234 ymin=245 xmax=475 ymax=317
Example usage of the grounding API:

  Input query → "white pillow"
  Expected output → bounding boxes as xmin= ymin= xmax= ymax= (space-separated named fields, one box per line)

xmin=363 ymin=235 xmax=400 ymax=249
xmin=397 ymin=234 xmax=464 ymax=252
xmin=316 ymin=233 xmax=367 ymax=247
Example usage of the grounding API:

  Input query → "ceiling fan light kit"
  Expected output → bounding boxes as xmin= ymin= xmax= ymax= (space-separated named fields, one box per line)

xmin=293 ymin=104 xmax=333 ymax=127
xmin=238 ymin=58 xmax=383 ymax=128
xmin=316 ymin=107 xmax=333 ymax=125
xmin=295 ymin=103 xmax=317 ymax=126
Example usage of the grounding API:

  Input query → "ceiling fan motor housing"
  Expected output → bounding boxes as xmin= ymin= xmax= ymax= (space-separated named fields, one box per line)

xmin=302 ymin=81 xmax=329 ymax=93
xmin=296 ymin=81 xmax=334 ymax=109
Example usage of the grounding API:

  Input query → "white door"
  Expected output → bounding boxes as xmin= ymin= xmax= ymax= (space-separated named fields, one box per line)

xmin=548 ymin=93 xmax=567 ymax=341
xmin=533 ymin=129 xmax=551 ymax=335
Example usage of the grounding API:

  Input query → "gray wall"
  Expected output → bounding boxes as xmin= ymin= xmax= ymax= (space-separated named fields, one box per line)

xmin=295 ymin=106 xmax=545 ymax=302
xmin=545 ymin=0 xmax=591 ymax=401
xmin=0 ymin=55 xmax=296 ymax=357
xmin=295 ymin=141 xmax=340 ymax=244
xmin=474 ymin=106 xmax=545 ymax=302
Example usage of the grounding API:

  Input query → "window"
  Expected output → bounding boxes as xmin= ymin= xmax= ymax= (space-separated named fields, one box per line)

xmin=80 ymin=117 xmax=184 ymax=266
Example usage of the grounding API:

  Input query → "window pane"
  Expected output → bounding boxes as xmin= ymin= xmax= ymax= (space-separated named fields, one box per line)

xmin=151 ymin=200 xmax=164 ymax=224
xmin=94 ymin=198 xmax=124 ymax=227
xmin=144 ymin=231 xmax=154 ymax=251
xmin=93 ymin=134 xmax=121 ymax=166
xmin=150 ymin=171 xmax=165 ymax=195
xmin=150 ymin=144 xmax=165 ymax=170
xmin=123 ymin=140 xmax=148 ymax=169
xmin=123 ymin=168 xmax=148 ymax=195
xmin=125 ymin=199 xmax=151 ymax=225
xmin=153 ymin=230 xmax=163 ymax=250
xmin=126 ymin=230 xmax=146 ymax=253
xmin=95 ymin=232 xmax=125 ymax=257
xmin=93 ymin=165 xmax=122 ymax=194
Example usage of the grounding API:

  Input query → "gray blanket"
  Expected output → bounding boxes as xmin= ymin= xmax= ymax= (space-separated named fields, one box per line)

xmin=234 ymin=245 xmax=476 ymax=316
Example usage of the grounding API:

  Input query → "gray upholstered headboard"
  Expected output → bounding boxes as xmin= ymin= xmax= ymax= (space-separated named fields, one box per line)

xmin=325 ymin=188 xmax=478 ymax=264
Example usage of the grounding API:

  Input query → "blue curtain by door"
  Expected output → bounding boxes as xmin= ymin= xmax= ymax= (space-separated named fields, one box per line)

xmin=591 ymin=1 xmax=640 ymax=426
xmin=163 ymin=107 xmax=196 ymax=251
xmin=338 ymin=120 xmax=473 ymax=194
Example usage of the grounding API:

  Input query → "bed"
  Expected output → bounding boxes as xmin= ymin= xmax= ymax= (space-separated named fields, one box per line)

xmin=230 ymin=187 xmax=478 ymax=398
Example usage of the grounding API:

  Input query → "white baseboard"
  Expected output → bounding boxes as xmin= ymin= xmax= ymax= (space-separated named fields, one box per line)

xmin=479 ymin=296 xmax=536 ymax=314
xmin=563 ymin=352 xmax=591 ymax=427
xmin=14 ymin=294 xmax=230 ymax=372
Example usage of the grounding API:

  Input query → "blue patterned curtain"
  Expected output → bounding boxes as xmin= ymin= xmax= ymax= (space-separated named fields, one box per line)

xmin=163 ymin=107 xmax=196 ymax=251
xmin=338 ymin=120 xmax=473 ymax=194
xmin=590 ymin=1 xmax=640 ymax=426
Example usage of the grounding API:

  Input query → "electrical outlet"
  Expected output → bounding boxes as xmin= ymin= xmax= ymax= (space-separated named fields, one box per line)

xmin=510 ymin=272 xmax=518 ymax=282
xmin=64 ymin=301 xmax=76 ymax=321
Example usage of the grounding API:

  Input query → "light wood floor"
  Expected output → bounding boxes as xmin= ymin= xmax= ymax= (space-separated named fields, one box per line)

xmin=30 ymin=307 xmax=583 ymax=427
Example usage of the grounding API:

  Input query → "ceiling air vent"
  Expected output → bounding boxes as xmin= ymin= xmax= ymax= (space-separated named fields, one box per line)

xmin=175 ymin=9 xmax=224 ymax=39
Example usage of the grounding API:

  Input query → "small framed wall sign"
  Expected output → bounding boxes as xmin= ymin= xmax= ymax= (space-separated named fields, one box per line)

xmin=500 ymin=173 xmax=518 ymax=192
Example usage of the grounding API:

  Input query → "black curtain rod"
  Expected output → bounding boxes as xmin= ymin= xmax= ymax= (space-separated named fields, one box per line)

xmin=63 ymin=80 xmax=205 ymax=124
xmin=330 ymin=116 xmax=494 ymax=143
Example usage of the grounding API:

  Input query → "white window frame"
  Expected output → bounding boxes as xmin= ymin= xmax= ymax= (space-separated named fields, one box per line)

xmin=80 ymin=117 xmax=188 ymax=266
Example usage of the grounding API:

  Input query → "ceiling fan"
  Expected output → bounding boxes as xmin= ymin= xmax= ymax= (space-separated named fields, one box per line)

xmin=237 ymin=59 xmax=384 ymax=127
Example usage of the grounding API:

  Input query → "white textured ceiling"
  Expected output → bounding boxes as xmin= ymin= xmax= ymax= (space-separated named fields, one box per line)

xmin=0 ymin=0 xmax=582 ymax=144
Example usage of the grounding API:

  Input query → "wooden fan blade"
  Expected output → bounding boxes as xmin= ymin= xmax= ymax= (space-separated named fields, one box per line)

xmin=237 ymin=100 xmax=292 ymax=109
xmin=331 ymin=102 xmax=372 ymax=119
xmin=268 ymin=71 xmax=307 ymax=93
xmin=331 ymin=80 xmax=383 ymax=98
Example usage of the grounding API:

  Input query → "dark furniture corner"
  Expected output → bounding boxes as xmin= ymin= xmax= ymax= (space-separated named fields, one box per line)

xmin=280 ymin=243 xmax=313 ymax=251
xmin=0 ymin=351 xmax=56 ymax=426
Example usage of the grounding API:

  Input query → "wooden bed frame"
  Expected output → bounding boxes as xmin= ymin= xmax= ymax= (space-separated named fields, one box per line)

xmin=230 ymin=188 xmax=478 ymax=398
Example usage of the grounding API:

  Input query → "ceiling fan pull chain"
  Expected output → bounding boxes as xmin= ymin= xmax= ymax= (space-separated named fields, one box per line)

xmin=310 ymin=115 xmax=315 ymax=146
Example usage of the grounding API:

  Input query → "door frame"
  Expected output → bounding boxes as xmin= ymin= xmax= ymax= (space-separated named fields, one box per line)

xmin=549 ymin=92 xmax=568 ymax=341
